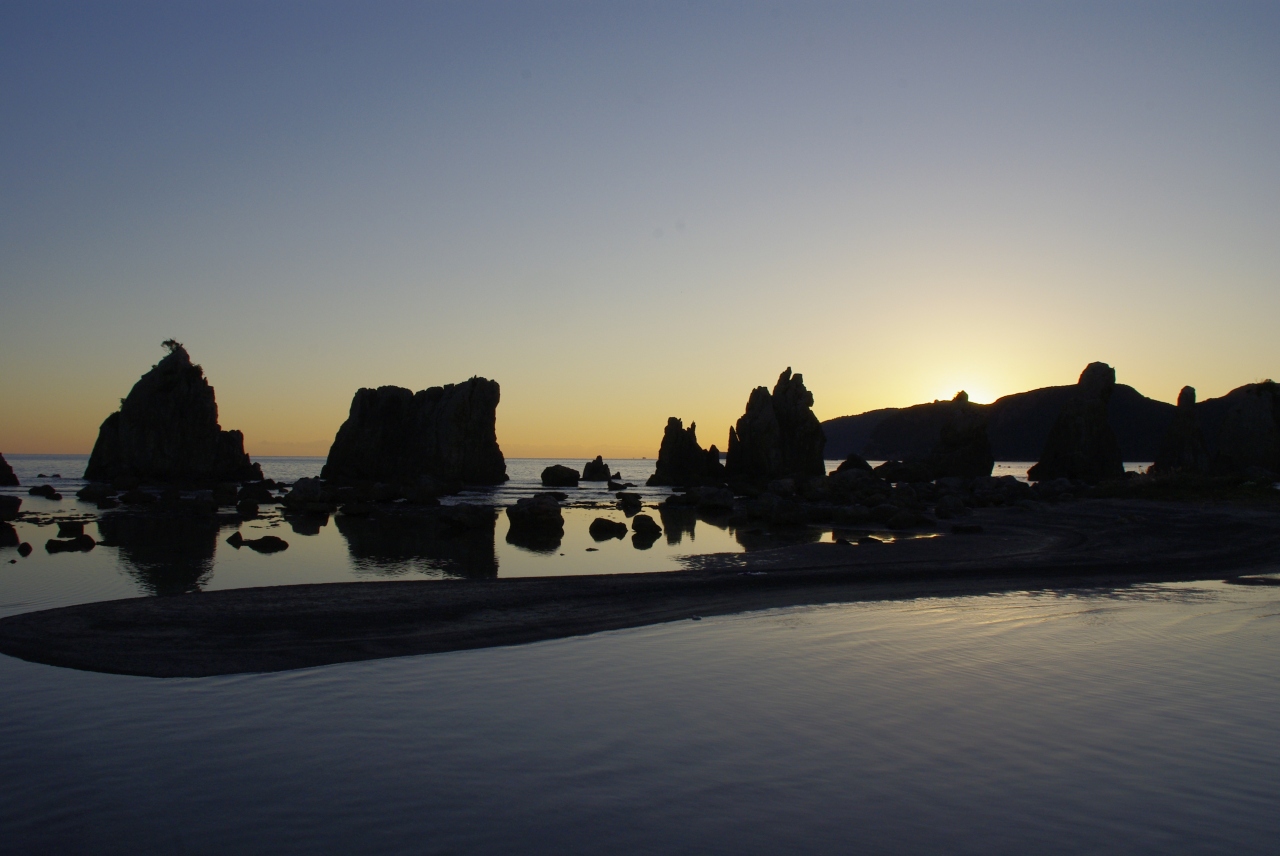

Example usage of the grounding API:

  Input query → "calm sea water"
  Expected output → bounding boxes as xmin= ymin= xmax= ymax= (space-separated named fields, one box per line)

xmin=7 ymin=455 xmax=1271 ymax=855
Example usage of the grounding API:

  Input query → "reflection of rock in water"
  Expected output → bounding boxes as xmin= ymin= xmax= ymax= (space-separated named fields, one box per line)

xmin=505 ymin=526 xmax=562 ymax=555
xmin=336 ymin=508 xmax=498 ymax=578
xmin=284 ymin=511 xmax=329 ymax=536
xmin=658 ymin=507 xmax=697 ymax=546
xmin=96 ymin=511 xmax=225 ymax=595
xmin=732 ymin=525 xmax=823 ymax=552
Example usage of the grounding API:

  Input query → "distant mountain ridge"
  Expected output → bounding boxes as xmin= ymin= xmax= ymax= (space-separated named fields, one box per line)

xmin=823 ymin=381 xmax=1254 ymax=463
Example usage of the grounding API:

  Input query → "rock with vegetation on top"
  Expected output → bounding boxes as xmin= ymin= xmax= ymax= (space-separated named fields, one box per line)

xmin=1028 ymin=362 xmax=1125 ymax=483
xmin=84 ymin=341 xmax=262 ymax=485
xmin=646 ymin=418 xmax=725 ymax=486
xmin=1150 ymin=386 xmax=1211 ymax=475
xmin=726 ymin=368 xmax=826 ymax=485
xmin=321 ymin=378 xmax=507 ymax=486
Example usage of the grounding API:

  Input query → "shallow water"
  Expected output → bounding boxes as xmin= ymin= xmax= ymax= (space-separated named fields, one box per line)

xmin=1 ymin=456 xmax=954 ymax=613
xmin=2 ymin=581 xmax=1277 ymax=854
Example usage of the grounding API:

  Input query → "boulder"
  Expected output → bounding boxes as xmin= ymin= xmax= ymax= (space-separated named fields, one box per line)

xmin=834 ymin=452 xmax=872 ymax=474
xmin=84 ymin=341 xmax=262 ymax=485
xmin=0 ymin=523 xmax=17 ymax=548
xmin=1027 ymin=362 xmax=1124 ymax=483
xmin=17 ymin=542 xmax=33 ymax=557
xmin=76 ymin=483 xmax=115 ymax=503
xmin=1211 ymin=381 xmax=1280 ymax=476
xmin=872 ymin=460 xmax=932 ymax=484
xmin=589 ymin=518 xmax=629 ymax=541
xmin=925 ymin=392 xmax=995 ymax=478
xmin=0 ymin=452 xmax=17 ymax=487
xmin=1150 ymin=386 xmax=1211 ymax=475
xmin=0 ymin=493 xmax=22 ymax=522
xmin=506 ymin=494 xmax=564 ymax=534
xmin=541 ymin=464 xmax=580 ymax=487
xmin=631 ymin=514 xmax=662 ymax=549
xmin=29 ymin=484 xmax=60 ymax=500
xmin=320 ymin=378 xmax=507 ymax=486
xmin=582 ymin=456 xmax=612 ymax=481
xmin=616 ymin=492 xmax=642 ymax=515
xmin=726 ymin=368 xmax=826 ymax=485
xmin=646 ymin=418 xmax=725 ymax=486
xmin=56 ymin=521 xmax=85 ymax=537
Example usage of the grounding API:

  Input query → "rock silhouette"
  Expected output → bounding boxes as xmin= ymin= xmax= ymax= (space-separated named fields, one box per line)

xmin=0 ymin=453 xmax=17 ymax=487
xmin=646 ymin=418 xmax=724 ymax=486
xmin=726 ymin=368 xmax=826 ymax=485
xmin=321 ymin=378 xmax=507 ymax=486
xmin=1150 ymin=387 xmax=1211 ymax=475
xmin=541 ymin=464 xmax=580 ymax=487
xmin=582 ymin=456 xmax=612 ymax=481
xmin=1210 ymin=381 xmax=1280 ymax=475
xmin=925 ymin=392 xmax=995 ymax=478
xmin=1028 ymin=363 xmax=1124 ymax=483
xmin=84 ymin=341 xmax=262 ymax=485
xmin=0 ymin=496 xmax=21 ymax=521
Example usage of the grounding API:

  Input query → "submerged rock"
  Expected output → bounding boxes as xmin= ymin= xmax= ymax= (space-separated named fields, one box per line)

xmin=0 ymin=453 xmax=17 ymax=487
xmin=1028 ymin=362 xmax=1124 ymax=483
xmin=1150 ymin=386 xmax=1211 ymax=475
xmin=84 ymin=341 xmax=262 ymax=485
xmin=726 ymin=368 xmax=826 ymax=485
xmin=226 ymin=532 xmax=289 ymax=553
xmin=321 ymin=378 xmax=507 ymax=486
xmin=581 ymin=456 xmax=612 ymax=481
xmin=646 ymin=418 xmax=724 ymax=487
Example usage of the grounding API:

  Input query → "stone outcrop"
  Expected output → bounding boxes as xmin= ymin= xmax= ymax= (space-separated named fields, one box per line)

xmin=1028 ymin=362 xmax=1124 ymax=483
xmin=646 ymin=418 xmax=724 ymax=486
xmin=321 ymin=378 xmax=507 ymax=485
xmin=725 ymin=368 xmax=826 ymax=485
xmin=0 ymin=453 xmax=17 ymax=487
xmin=0 ymin=495 xmax=20 ymax=521
xmin=924 ymin=392 xmax=994 ymax=479
xmin=84 ymin=341 xmax=261 ymax=485
xmin=582 ymin=456 xmax=612 ymax=481
xmin=1150 ymin=387 xmax=1211 ymax=475
xmin=1210 ymin=381 xmax=1280 ymax=475
xmin=541 ymin=464 xmax=580 ymax=487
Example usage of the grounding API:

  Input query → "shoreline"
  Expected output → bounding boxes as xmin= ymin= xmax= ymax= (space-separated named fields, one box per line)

xmin=2 ymin=498 xmax=1278 ymax=678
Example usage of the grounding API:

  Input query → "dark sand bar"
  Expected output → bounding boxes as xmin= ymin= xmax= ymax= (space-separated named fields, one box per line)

xmin=2 ymin=499 xmax=1278 ymax=678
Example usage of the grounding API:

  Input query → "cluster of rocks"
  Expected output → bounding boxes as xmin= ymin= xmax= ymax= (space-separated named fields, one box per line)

xmin=588 ymin=511 xmax=662 ymax=549
xmin=320 ymin=379 xmax=507 ymax=486
xmin=1143 ymin=379 xmax=1279 ymax=480
xmin=84 ymin=341 xmax=262 ymax=485
xmin=658 ymin=465 xmax=1088 ymax=532
xmin=540 ymin=457 xmax=624 ymax=488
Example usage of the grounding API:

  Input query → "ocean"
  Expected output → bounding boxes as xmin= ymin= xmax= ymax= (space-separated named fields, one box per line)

xmin=4 ymin=455 xmax=1274 ymax=854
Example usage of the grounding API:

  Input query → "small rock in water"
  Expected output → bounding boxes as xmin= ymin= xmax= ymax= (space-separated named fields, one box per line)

xmin=18 ymin=542 xmax=33 ymax=557
xmin=541 ymin=464 xmax=580 ymax=487
xmin=29 ymin=485 xmax=60 ymax=500
xmin=45 ymin=534 xmax=96 ymax=553
xmin=588 ymin=518 xmax=628 ymax=541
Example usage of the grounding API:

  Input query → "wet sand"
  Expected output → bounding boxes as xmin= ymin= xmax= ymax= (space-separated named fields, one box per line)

xmin=2 ymin=498 xmax=1278 ymax=678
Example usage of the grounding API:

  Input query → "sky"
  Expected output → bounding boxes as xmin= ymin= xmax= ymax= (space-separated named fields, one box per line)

xmin=2 ymin=1 xmax=1278 ymax=458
